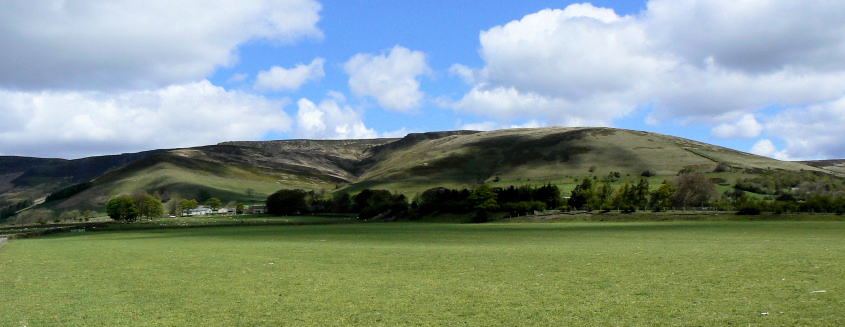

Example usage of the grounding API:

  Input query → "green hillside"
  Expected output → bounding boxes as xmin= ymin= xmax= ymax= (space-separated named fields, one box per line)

xmin=0 ymin=151 xmax=163 ymax=208
xmin=2 ymin=126 xmax=836 ymax=219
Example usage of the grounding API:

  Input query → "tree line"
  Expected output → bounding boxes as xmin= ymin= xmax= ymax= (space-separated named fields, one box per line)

xmin=264 ymin=171 xmax=845 ymax=222
xmin=105 ymin=193 xmax=163 ymax=222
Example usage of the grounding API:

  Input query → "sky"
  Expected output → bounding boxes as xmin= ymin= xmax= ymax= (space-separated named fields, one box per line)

xmin=2 ymin=0 xmax=845 ymax=161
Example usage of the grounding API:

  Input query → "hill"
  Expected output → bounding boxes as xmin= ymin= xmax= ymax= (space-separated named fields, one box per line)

xmin=0 ymin=151 xmax=163 ymax=208
xmin=799 ymin=159 xmax=845 ymax=175
xmin=1 ymin=127 xmax=836 ymax=218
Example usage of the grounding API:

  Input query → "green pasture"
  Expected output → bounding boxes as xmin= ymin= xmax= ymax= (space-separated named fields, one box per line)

xmin=1 ymin=221 xmax=843 ymax=325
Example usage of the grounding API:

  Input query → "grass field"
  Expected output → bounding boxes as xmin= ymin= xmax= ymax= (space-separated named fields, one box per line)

xmin=1 ymin=221 xmax=843 ymax=325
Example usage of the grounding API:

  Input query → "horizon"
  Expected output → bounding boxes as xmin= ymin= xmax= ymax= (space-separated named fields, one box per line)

xmin=2 ymin=1 xmax=844 ymax=160
xmin=7 ymin=125 xmax=838 ymax=162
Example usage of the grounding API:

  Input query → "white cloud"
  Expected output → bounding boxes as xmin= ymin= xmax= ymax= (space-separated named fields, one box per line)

xmin=380 ymin=128 xmax=410 ymax=139
xmin=711 ymin=114 xmax=762 ymax=139
xmin=461 ymin=119 xmax=546 ymax=132
xmin=227 ymin=73 xmax=249 ymax=84
xmin=0 ymin=80 xmax=291 ymax=158
xmin=646 ymin=0 xmax=845 ymax=73
xmin=763 ymin=98 xmax=845 ymax=160
xmin=295 ymin=97 xmax=378 ymax=140
xmin=255 ymin=58 xmax=325 ymax=91
xmin=452 ymin=4 xmax=663 ymax=127
xmin=0 ymin=0 xmax=323 ymax=91
xmin=461 ymin=121 xmax=500 ymax=132
xmin=750 ymin=139 xmax=791 ymax=161
xmin=452 ymin=1 xmax=845 ymax=143
xmin=344 ymin=46 xmax=430 ymax=111
xmin=449 ymin=64 xmax=477 ymax=85
xmin=454 ymin=86 xmax=626 ymax=127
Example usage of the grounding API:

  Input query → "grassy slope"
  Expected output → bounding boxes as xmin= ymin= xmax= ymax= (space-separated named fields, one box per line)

xmin=346 ymin=127 xmax=826 ymax=194
xmin=16 ymin=127 xmax=834 ymax=214
xmin=1 ymin=221 xmax=842 ymax=325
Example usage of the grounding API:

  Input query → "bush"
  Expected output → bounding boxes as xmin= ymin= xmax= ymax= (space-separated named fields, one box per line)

xmin=714 ymin=162 xmax=732 ymax=173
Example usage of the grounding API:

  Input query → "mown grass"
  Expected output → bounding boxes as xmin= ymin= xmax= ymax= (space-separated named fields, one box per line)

xmin=1 ymin=221 xmax=842 ymax=325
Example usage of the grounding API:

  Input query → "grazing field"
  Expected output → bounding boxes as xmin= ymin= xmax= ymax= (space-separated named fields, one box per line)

xmin=1 ymin=221 xmax=843 ymax=325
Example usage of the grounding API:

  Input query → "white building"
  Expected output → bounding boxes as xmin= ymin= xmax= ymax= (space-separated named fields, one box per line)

xmin=188 ymin=206 xmax=213 ymax=216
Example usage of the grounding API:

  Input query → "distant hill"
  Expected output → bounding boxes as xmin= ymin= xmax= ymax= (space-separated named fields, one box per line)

xmin=0 ymin=127 xmax=836 ymax=216
xmin=0 ymin=151 xmax=163 ymax=207
xmin=799 ymin=159 xmax=845 ymax=175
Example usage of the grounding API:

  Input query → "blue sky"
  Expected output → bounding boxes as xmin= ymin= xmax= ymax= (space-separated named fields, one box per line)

xmin=1 ymin=0 xmax=844 ymax=160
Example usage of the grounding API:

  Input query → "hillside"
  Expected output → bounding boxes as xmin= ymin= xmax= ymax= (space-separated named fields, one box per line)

xmin=1 ymin=127 xmax=835 ymax=217
xmin=0 ymin=151 xmax=163 ymax=207
xmin=800 ymin=159 xmax=845 ymax=175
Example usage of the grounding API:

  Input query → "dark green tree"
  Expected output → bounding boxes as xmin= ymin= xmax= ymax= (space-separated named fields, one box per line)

xmin=568 ymin=178 xmax=593 ymax=209
xmin=468 ymin=184 xmax=499 ymax=211
xmin=106 ymin=196 xmax=138 ymax=222
xmin=266 ymin=189 xmax=308 ymax=216
xmin=139 ymin=194 xmax=163 ymax=219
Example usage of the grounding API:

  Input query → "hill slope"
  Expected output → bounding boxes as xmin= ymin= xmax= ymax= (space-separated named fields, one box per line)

xmin=2 ymin=127 xmax=834 ymax=216
xmin=0 ymin=151 xmax=163 ymax=207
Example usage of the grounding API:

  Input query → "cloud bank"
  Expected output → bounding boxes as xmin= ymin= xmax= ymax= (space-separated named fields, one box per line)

xmin=452 ymin=1 xmax=845 ymax=159
xmin=0 ymin=81 xmax=291 ymax=158
xmin=0 ymin=0 xmax=321 ymax=158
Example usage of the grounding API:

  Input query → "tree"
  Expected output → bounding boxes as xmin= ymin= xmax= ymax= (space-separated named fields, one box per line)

xmin=245 ymin=188 xmax=255 ymax=198
xmin=468 ymin=184 xmax=499 ymax=211
xmin=634 ymin=178 xmax=650 ymax=207
xmin=139 ymin=194 xmax=163 ymax=219
xmin=14 ymin=209 xmax=54 ymax=225
xmin=593 ymin=181 xmax=613 ymax=210
xmin=671 ymin=173 xmax=717 ymax=207
xmin=266 ymin=189 xmax=308 ymax=216
xmin=179 ymin=199 xmax=198 ymax=216
xmin=236 ymin=202 xmax=245 ymax=214
xmin=106 ymin=196 xmax=138 ymax=222
xmin=651 ymin=182 xmax=675 ymax=210
xmin=331 ymin=193 xmax=352 ymax=213
xmin=568 ymin=178 xmax=593 ymax=209
xmin=205 ymin=197 xmax=222 ymax=214
xmin=60 ymin=209 xmax=81 ymax=221
xmin=534 ymin=183 xmax=561 ymax=209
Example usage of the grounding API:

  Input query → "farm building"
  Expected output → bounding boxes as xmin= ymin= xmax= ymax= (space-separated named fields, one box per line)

xmin=247 ymin=205 xmax=266 ymax=214
xmin=188 ymin=206 xmax=213 ymax=216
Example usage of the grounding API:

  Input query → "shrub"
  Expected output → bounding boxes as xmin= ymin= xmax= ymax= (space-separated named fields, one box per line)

xmin=714 ymin=162 xmax=732 ymax=173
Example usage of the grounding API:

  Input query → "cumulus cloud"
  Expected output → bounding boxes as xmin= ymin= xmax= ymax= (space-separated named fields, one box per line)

xmin=451 ymin=1 xmax=845 ymax=159
xmin=711 ymin=114 xmax=762 ymax=139
xmin=750 ymin=139 xmax=791 ymax=161
xmin=645 ymin=0 xmax=845 ymax=73
xmin=295 ymin=97 xmax=378 ymax=140
xmin=0 ymin=80 xmax=291 ymax=158
xmin=344 ymin=46 xmax=429 ymax=111
xmin=451 ymin=5 xmax=663 ymax=126
xmin=763 ymin=98 xmax=845 ymax=160
xmin=0 ymin=0 xmax=323 ymax=91
xmin=255 ymin=58 xmax=325 ymax=91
